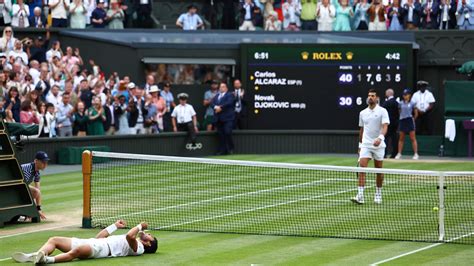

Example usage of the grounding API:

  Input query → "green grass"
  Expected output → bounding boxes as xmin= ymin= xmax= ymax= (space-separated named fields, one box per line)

xmin=1 ymin=154 xmax=473 ymax=265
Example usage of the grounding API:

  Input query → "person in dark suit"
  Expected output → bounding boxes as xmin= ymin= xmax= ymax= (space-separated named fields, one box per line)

xmin=401 ymin=0 xmax=422 ymax=29
xmin=29 ymin=7 xmax=47 ymax=28
xmin=382 ymin=89 xmax=399 ymax=158
xmin=233 ymin=79 xmax=247 ymax=129
xmin=421 ymin=0 xmax=440 ymax=29
xmin=211 ymin=82 xmax=235 ymax=155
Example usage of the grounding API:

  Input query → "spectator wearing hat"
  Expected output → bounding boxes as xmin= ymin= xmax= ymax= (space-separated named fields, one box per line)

xmin=382 ymin=88 xmax=399 ymax=158
xmin=395 ymin=89 xmax=419 ymax=160
xmin=264 ymin=10 xmax=282 ymax=30
xmin=203 ymin=80 xmax=219 ymax=131
xmin=49 ymin=0 xmax=70 ymax=28
xmin=176 ymin=4 xmax=204 ymax=30
xmin=21 ymin=151 xmax=50 ymax=220
xmin=211 ymin=81 xmax=235 ymax=155
xmin=412 ymin=80 xmax=436 ymax=135
xmin=91 ymin=0 xmax=107 ymax=28
xmin=143 ymin=94 xmax=158 ymax=133
xmin=160 ymin=82 xmax=175 ymax=132
xmin=172 ymin=93 xmax=198 ymax=145
xmin=29 ymin=6 xmax=46 ymax=28
xmin=27 ymin=30 xmax=49 ymax=64
xmin=149 ymin=84 xmax=166 ymax=132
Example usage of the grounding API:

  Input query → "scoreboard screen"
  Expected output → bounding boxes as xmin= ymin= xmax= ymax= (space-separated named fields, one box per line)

xmin=241 ymin=44 xmax=413 ymax=130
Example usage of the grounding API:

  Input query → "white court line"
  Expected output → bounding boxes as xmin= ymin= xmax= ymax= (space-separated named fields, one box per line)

xmin=0 ymin=257 xmax=12 ymax=262
xmin=370 ymin=232 xmax=474 ymax=266
xmin=156 ymin=185 xmax=366 ymax=230
xmin=0 ymin=223 xmax=80 ymax=239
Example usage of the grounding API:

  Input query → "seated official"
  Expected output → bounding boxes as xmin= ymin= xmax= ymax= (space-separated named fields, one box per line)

xmin=171 ymin=93 xmax=199 ymax=145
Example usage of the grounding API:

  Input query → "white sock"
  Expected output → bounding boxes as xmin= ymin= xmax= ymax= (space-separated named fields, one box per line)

xmin=358 ymin=186 xmax=364 ymax=196
xmin=46 ymin=256 xmax=55 ymax=264
xmin=376 ymin=187 xmax=382 ymax=196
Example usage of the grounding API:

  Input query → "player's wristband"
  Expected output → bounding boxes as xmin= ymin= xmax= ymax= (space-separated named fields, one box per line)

xmin=378 ymin=134 xmax=385 ymax=141
xmin=37 ymin=205 xmax=41 ymax=211
xmin=358 ymin=142 xmax=362 ymax=148
xmin=106 ymin=224 xmax=118 ymax=234
xmin=136 ymin=224 xmax=143 ymax=231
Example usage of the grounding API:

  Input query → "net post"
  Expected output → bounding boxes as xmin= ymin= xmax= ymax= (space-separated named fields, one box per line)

xmin=82 ymin=150 xmax=93 ymax=228
xmin=438 ymin=172 xmax=445 ymax=241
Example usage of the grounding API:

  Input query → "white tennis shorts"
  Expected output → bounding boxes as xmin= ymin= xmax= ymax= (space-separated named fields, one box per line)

xmin=359 ymin=147 xmax=385 ymax=161
xmin=71 ymin=238 xmax=109 ymax=259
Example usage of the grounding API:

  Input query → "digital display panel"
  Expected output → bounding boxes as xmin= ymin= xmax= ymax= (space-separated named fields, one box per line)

xmin=241 ymin=44 xmax=413 ymax=130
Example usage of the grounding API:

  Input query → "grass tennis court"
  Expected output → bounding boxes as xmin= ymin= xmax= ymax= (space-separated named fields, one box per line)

xmin=1 ymin=155 xmax=473 ymax=265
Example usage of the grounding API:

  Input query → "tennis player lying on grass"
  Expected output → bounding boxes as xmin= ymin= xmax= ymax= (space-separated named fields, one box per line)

xmin=12 ymin=220 xmax=158 ymax=264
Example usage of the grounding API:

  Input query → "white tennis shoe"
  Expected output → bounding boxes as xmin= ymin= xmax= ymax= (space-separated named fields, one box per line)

xmin=34 ymin=251 xmax=46 ymax=264
xmin=11 ymin=252 xmax=37 ymax=263
xmin=351 ymin=194 xmax=365 ymax=204
xmin=413 ymin=153 xmax=419 ymax=160
xmin=395 ymin=153 xmax=402 ymax=159
xmin=374 ymin=194 xmax=382 ymax=204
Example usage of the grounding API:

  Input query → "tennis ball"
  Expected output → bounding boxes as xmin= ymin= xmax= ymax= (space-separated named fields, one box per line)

xmin=433 ymin=207 xmax=439 ymax=212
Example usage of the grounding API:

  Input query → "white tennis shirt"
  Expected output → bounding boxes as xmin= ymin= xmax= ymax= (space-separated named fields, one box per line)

xmin=105 ymin=235 xmax=144 ymax=257
xmin=359 ymin=105 xmax=390 ymax=149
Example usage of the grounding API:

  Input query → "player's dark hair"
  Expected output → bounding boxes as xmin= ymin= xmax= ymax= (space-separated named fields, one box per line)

xmin=368 ymin=89 xmax=377 ymax=95
xmin=144 ymin=237 xmax=158 ymax=254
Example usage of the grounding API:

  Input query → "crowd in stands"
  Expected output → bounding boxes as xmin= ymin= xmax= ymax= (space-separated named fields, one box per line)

xmin=182 ymin=0 xmax=474 ymax=31
xmin=0 ymin=0 xmax=154 ymax=29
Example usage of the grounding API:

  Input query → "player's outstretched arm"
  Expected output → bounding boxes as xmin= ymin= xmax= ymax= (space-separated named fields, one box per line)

xmin=96 ymin=220 xmax=127 ymax=238
xmin=126 ymin=222 xmax=148 ymax=252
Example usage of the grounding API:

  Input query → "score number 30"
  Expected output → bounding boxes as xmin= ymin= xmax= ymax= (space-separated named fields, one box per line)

xmin=339 ymin=96 xmax=362 ymax=106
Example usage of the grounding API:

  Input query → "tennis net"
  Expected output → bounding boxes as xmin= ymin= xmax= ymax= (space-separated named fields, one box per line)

xmin=82 ymin=151 xmax=474 ymax=244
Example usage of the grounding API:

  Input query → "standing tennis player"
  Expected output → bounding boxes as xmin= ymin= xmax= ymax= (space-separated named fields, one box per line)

xmin=352 ymin=89 xmax=390 ymax=204
xmin=12 ymin=220 xmax=157 ymax=264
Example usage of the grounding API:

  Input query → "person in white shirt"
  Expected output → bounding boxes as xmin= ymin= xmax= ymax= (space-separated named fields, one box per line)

xmin=352 ymin=89 xmax=390 ymax=205
xmin=46 ymin=85 xmax=62 ymax=108
xmin=176 ymin=4 xmax=204 ymax=30
xmin=316 ymin=0 xmax=336 ymax=31
xmin=171 ymin=93 xmax=198 ymax=145
xmin=11 ymin=0 xmax=29 ymax=28
xmin=49 ymin=0 xmax=70 ymax=27
xmin=12 ymin=220 xmax=158 ymax=264
xmin=282 ymin=0 xmax=302 ymax=31
xmin=7 ymin=39 xmax=28 ymax=66
xmin=411 ymin=80 xmax=436 ymax=135
xmin=46 ymin=41 xmax=62 ymax=63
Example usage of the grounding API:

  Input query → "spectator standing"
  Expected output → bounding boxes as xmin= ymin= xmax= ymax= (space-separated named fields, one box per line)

xmin=0 ymin=26 xmax=15 ymax=53
xmin=134 ymin=0 xmax=154 ymax=28
xmin=412 ymin=81 xmax=436 ymax=135
xmin=382 ymin=89 xmax=399 ymax=158
xmin=368 ymin=0 xmax=387 ymax=31
xmin=282 ymin=0 xmax=302 ymax=31
xmin=401 ymin=0 xmax=422 ymax=29
xmin=211 ymin=82 xmax=235 ymax=155
xmin=457 ymin=0 xmax=474 ymax=30
xmin=11 ymin=0 xmax=29 ymax=28
xmin=150 ymin=85 xmax=166 ymax=132
xmin=8 ymin=40 xmax=28 ymax=66
xmin=129 ymin=86 xmax=146 ymax=134
xmin=395 ymin=89 xmax=419 ymax=160
xmin=69 ymin=0 xmax=88 ymax=29
xmin=239 ymin=0 xmax=257 ymax=31
xmin=29 ymin=7 xmax=46 ymax=28
xmin=49 ymin=0 xmax=70 ymax=27
xmin=46 ymin=41 xmax=62 ymax=63
xmin=46 ymin=85 xmax=62 ymax=108
xmin=102 ymin=95 xmax=115 ymax=135
xmin=143 ymin=74 xmax=155 ymax=94
xmin=333 ymin=0 xmax=353 ymax=31
xmin=73 ymin=101 xmax=88 ymax=136
xmin=143 ymin=94 xmax=158 ymax=133
xmin=421 ymin=0 xmax=439 ymax=29
xmin=353 ymin=0 xmax=370 ymax=30
xmin=36 ymin=102 xmax=48 ymax=137
xmin=86 ymin=96 xmax=106 ymax=135
xmin=176 ymin=4 xmax=204 ymax=30
xmin=19 ymin=100 xmax=39 ymax=124
xmin=78 ymin=79 xmax=93 ymax=109
xmin=437 ymin=0 xmax=456 ymax=29
xmin=233 ymin=79 xmax=247 ymax=129
xmin=28 ymin=31 xmax=50 ymax=64
xmin=56 ymin=92 xmax=73 ymax=137
xmin=44 ymin=103 xmax=57 ymax=137
xmin=91 ymin=0 xmax=107 ymax=28
xmin=0 ymin=0 xmax=12 ymax=26
xmin=160 ymin=82 xmax=175 ymax=132
xmin=107 ymin=0 xmax=124 ymax=29
xmin=264 ymin=10 xmax=282 ymax=30
xmin=203 ymin=80 xmax=218 ymax=131
xmin=388 ymin=0 xmax=404 ymax=30
xmin=317 ymin=0 xmax=336 ymax=31
xmin=300 ymin=0 xmax=318 ymax=30
xmin=113 ymin=94 xmax=129 ymax=135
